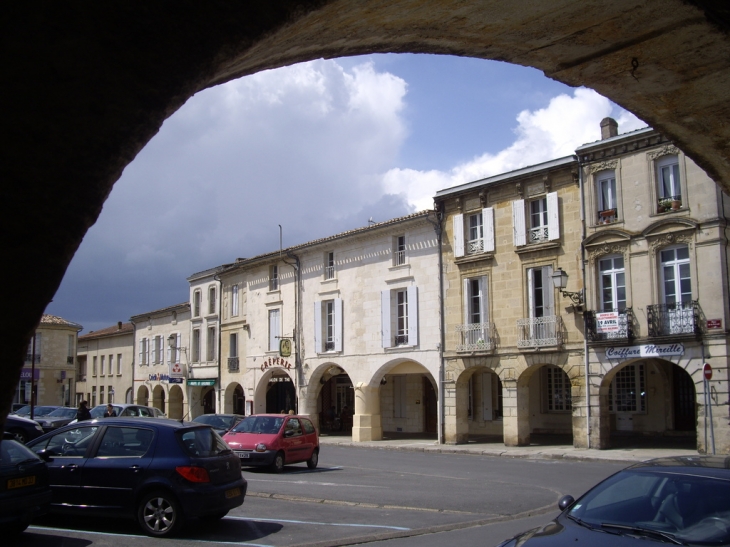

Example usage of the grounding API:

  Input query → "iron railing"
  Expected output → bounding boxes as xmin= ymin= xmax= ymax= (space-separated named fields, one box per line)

xmin=585 ymin=308 xmax=634 ymax=342
xmin=324 ymin=265 xmax=335 ymax=280
xmin=529 ymin=226 xmax=549 ymax=244
xmin=517 ymin=315 xmax=563 ymax=348
xmin=467 ymin=238 xmax=484 ymax=255
xmin=227 ymin=357 xmax=239 ymax=372
xmin=324 ymin=341 xmax=335 ymax=351
xmin=647 ymin=301 xmax=700 ymax=337
xmin=394 ymin=250 xmax=406 ymax=266
xmin=456 ymin=322 xmax=494 ymax=352
xmin=394 ymin=334 xmax=408 ymax=346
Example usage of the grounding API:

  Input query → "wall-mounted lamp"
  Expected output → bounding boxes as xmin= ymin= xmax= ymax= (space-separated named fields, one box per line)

xmin=167 ymin=334 xmax=187 ymax=351
xmin=380 ymin=377 xmax=387 ymax=385
xmin=319 ymin=377 xmax=327 ymax=385
xmin=551 ymin=268 xmax=584 ymax=308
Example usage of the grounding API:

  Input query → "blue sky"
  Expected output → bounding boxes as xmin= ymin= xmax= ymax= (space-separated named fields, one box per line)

xmin=46 ymin=54 xmax=644 ymax=333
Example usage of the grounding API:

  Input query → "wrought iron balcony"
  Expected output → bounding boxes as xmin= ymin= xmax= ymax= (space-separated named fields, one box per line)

xmin=529 ymin=226 xmax=550 ymax=244
xmin=467 ymin=238 xmax=484 ymax=255
xmin=517 ymin=315 xmax=563 ymax=348
xmin=227 ymin=357 xmax=239 ymax=372
xmin=585 ymin=308 xmax=634 ymax=342
xmin=324 ymin=265 xmax=335 ymax=280
xmin=456 ymin=322 xmax=494 ymax=352
xmin=394 ymin=334 xmax=409 ymax=346
xmin=324 ymin=341 xmax=335 ymax=351
xmin=647 ymin=301 xmax=700 ymax=337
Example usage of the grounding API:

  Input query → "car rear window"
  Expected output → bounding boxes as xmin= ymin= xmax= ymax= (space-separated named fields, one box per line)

xmin=178 ymin=427 xmax=230 ymax=457
xmin=302 ymin=419 xmax=315 ymax=434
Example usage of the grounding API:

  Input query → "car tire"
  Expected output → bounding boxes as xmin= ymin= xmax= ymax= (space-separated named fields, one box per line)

xmin=137 ymin=490 xmax=184 ymax=537
xmin=270 ymin=451 xmax=285 ymax=473
xmin=306 ymin=449 xmax=319 ymax=469
xmin=8 ymin=429 xmax=27 ymax=444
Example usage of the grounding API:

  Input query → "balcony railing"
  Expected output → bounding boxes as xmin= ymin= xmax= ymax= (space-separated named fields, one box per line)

xmin=394 ymin=250 xmax=406 ymax=266
xmin=394 ymin=334 xmax=409 ymax=346
xmin=647 ymin=301 xmax=700 ymax=337
xmin=597 ymin=208 xmax=617 ymax=224
xmin=67 ymin=356 xmax=75 ymax=364
xmin=517 ymin=315 xmax=563 ymax=348
xmin=467 ymin=238 xmax=484 ymax=255
xmin=324 ymin=265 xmax=335 ymax=280
xmin=227 ymin=357 xmax=239 ymax=372
xmin=456 ymin=322 xmax=494 ymax=352
xmin=529 ymin=226 xmax=549 ymax=244
xmin=585 ymin=308 xmax=634 ymax=342
xmin=324 ymin=341 xmax=335 ymax=351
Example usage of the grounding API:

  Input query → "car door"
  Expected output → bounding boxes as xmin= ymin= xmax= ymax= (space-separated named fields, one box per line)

xmin=300 ymin=418 xmax=317 ymax=460
xmin=281 ymin=418 xmax=306 ymax=463
xmin=78 ymin=425 xmax=156 ymax=511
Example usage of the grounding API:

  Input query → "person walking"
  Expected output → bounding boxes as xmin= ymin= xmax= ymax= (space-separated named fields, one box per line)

xmin=103 ymin=403 xmax=115 ymax=417
xmin=76 ymin=400 xmax=91 ymax=422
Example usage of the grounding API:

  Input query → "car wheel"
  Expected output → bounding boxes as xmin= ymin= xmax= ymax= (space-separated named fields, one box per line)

xmin=306 ymin=449 xmax=319 ymax=469
xmin=270 ymin=451 xmax=285 ymax=473
xmin=8 ymin=429 xmax=27 ymax=444
xmin=137 ymin=490 xmax=184 ymax=537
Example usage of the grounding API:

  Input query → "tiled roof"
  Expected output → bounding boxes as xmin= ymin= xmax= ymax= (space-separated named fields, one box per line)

xmin=130 ymin=302 xmax=190 ymax=322
xmin=186 ymin=264 xmax=231 ymax=282
xmin=79 ymin=322 xmax=134 ymax=340
xmin=40 ymin=314 xmax=82 ymax=330
xmin=575 ymin=126 xmax=653 ymax=151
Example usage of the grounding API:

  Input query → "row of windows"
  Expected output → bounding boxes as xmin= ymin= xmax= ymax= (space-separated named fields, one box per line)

xmin=89 ymin=354 xmax=123 ymax=377
xmin=193 ymin=286 xmax=218 ymax=317
xmin=138 ymin=334 xmax=183 ymax=365
xmin=89 ymin=385 xmax=117 ymax=406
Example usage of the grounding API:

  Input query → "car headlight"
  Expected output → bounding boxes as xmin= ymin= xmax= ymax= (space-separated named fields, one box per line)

xmin=35 ymin=424 xmax=44 ymax=431
xmin=255 ymin=443 xmax=267 ymax=452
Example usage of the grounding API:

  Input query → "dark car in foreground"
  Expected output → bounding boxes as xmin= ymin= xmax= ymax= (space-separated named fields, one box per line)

xmin=192 ymin=414 xmax=244 ymax=436
xmin=0 ymin=436 xmax=52 ymax=534
xmin=25 ymin=418 xmax=247 ymax=536
xmin=4 ymin=415 xmax=45 ymax=443
xmin=35 ymin=407 xmax=78 ymax=432
xmin=497 ymin=456 xmax=730 ymax=547
xmin=223 ymin=414 xmax=319 ymax=472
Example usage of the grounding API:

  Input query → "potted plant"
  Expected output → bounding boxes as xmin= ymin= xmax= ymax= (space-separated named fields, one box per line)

xmin=671 ymin=198 xmax=681 ymax=210
xmin=658 ymin=198 xmax=672 ymax=212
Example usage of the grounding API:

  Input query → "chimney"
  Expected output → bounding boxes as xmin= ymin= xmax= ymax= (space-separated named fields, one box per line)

xmin=117 ymin=321 xmax=122 ymax=330
xmin=600 ymin=117 xmax=618 ymax=140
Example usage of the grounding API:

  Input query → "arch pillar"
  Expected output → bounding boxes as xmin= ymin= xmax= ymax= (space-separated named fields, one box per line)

xmin=502 ymin=379 xmax=530 ymax=446
xmin=352 ymin=384 xmax=382 ymax=442
xmin=443 ymin=379 xmax=469 ymax=444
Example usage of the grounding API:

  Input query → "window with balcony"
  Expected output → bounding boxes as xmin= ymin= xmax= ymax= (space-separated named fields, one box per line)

xmin=228 ymin=332 xmax=239 ymax=372
xmin=600 ymin=256 xmax=626 ymax=311
xmin=192 ymin=329 xmax=200 ymax=362
xmin=393 ymin=235 xmax=406 ymax=266
xmin=381 ymin=286 xmax=418 ymax=348
xmin=453 ymin=208 xmax=494 ymax=257
xmin=457 ymin=276 xmax=491 ymax=351
xmin=609 ymin=364 xmax=646 ymax=412
xmin=648 ymin=245 xmax=697 ymax=336
xmin=596 ymin=170 xmax=618 ymax=224
xmin=324 ymin=252 xmax=335 ymax=280
xmin=193 ymin=290 xmax=201 ymax=317
xmin=268 ymin=308 xmax=281 ymax=351
xmin=208 ymin=286 xmax=217 ymax=315
xmin=231 ymin=285 xmax=239 ymax=317
xmin=518 ymin=266 xmax=562 ymax=347
xmin=269 ymin=265 xmax=279 ymax=291
xmin=513 ymin=192 xmax=559 ymax=246
xmin=656 ymin=155 xmax=682 ymax=212
xmin=314 ymin=299 xmax=342 ymax=353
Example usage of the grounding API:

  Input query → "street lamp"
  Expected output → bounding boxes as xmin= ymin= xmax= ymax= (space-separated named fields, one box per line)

xmin=551 ymin=267 xmax=584 ymax=308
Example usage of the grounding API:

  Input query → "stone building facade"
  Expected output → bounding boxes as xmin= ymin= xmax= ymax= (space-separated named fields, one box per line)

xmin=76 ymin=321 xmax=134 ymax=407
xmin=577 ymin=119 xmax=730 ymax=453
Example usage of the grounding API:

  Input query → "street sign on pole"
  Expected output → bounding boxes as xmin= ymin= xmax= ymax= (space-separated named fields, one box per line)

xmin=703 ymin=363 xmax=713 ymax=380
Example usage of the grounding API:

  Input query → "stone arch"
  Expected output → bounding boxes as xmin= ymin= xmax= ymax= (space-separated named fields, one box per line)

xmin=168 ymin=384 xmax=184 ymax=419
xmin=301 ymin=362 xmax=354 ymax=433
xmin=152 ymin=384 xmax=166 ymax=414
xmin=136 ymin=385 xmax=149 ymax=406
xmin=451 ymin=364 xmax=505 ymax=444
xmin=224 ymin=382 xmax=245 ymax=415
xmin=254 ymin=367 xmax=296 ymax=415
xmin=125 ymin=387 xmax=133 ymax=404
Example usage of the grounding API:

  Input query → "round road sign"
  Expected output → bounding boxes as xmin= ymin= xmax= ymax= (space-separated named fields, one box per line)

xmin=703 ymin=363 xmax=713 ymax=381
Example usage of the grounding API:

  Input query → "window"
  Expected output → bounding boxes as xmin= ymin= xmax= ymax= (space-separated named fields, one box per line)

xmin=657 ymin=154 xmax=681 ymax=210
xmin=67 ymin=334 xmax=75 ymax=362
xmin=100 ymin=386 xmax=105 ymax=404
xmin=513 ymin=192 xmax=559 ymax=246
xmin=229 ymin=333 xmax=238 ymax=358
xmin=543 ymin=365 xmax=572 ymax=412
xmin=206 ymin=326 xmax=216 ymax=361
xmin=193 ymin=290 xmax=201 ymax=317
xmin=453 ymin=207 xmax=494 ymax=257
xmin=25 ymin=332 xmax=41 ymax=363
xmin=100 ymin=355 xmax=105 ymax=376
xmin=138 ymin=338 xmax=149 ymax=366
xmin=661 ymin=246 xmax=691 ymax=305
xmin=192 ymin=329 xmax=200 ymax=362
xmin=268 ymin=309 xmax=281 ymax=351
xmin=596 ymin=170 xmax=618 ymax=223
xmin=459 ymin=276 xmax=489 ymax=349
xmin=231 ymin=285 xmax=239 ymax=317
xmin=108 ymin=385 xmax=113 ymax=403
xmin=108 ymin=354 xmax=113 ymax=375
xmin=609 ymin=364 xmax=646 ymax=412
xmin=167 ymin=333 xmax=181 ymax=364
xmin=314 ymin=299 xmax=342 ymax=352
xmin=93 ymin=355 xmax=98 ymax=376
xmin=393 ymin=376 xmax=406 ymax=418
xmin=208 ymin=286 xmax=216 ymax=314
xmin=269 ymin=265 xmax=279 ymax=291
xmin=324 ymin=252 xmax=335 ymax=280
xmin=528 ymin=266 xmax=554 ymax=318
xmin=394 ymin=235 xmax=406 ymax=266
xmin=92 ymin=386 xmax=97 ymax=407
xmin=599 ymin=256 xmax=626 ymax=311
xmin=115 ymin=354 xmax=121 ymax=375
xmin=154 ymin=335 xmax=163 ymax=364
xmin=381 ymin=286 xmax=418 ymax=348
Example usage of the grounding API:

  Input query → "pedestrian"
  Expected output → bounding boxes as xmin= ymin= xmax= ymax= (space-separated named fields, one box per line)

xmin=288 ymin=410 xmax=295 ymax=415
xmin=103 ymin=403 xmax=115 ymax=417
xmin=76 ymin=400 xmax=91 ymax=422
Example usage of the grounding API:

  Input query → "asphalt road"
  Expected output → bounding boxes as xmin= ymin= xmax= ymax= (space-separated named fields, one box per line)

xmin=14 ymin=445 xmax=627 ymax=547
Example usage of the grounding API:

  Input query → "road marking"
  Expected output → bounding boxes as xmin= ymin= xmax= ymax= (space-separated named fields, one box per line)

xmin=246 ymin=478 xmax=383 ymax=488
xmin=225 ymin=515 xmax=410 ymax=531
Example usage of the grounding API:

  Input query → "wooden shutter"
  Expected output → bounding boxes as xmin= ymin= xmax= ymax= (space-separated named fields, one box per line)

xmin=528 ymin=269 xmax=535 ymax=319
xmin=313 ymin=301 xmax=322 ymax=353
xmin=483 ymin=207 xmax=495 ymax=252
xmin=543 ymin=265 xmax=554 ymax=316
xmin=407 ymin=286 xmax=418 ymax=346
xmin=146 ymin=338 xmax=150 ymax=366
xmin=479 ymin=276 xmax=488 ymax=324
xmin=512 ymin=200 xmax=526 ymax=246
xmin=334 ymin=298 xmax=343 ymax=352
xmin=482 ymin=372 xmax=493 ymax=421
xmin=139 ymin=339 xmax=143 ymax=365
xmin=453 ymin=214 xmax=465 ymax=257
xmin=176 ymin=333 xmax=181 ymax=363
xmin=463 ymin=278 xmax=470 ymax=324
xmin=381 ymin=291 xmax=391 ymax=348
xmin=547 ymin=191 xmax=560 ymax=241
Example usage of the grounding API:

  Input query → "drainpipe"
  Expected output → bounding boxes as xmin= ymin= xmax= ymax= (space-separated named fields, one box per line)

xmin=131 ymin=321 xmax=137 ymax=404
xmin=214 ymin=273 xmax=222 ymax=413
xmin=427 ymin=205 xmax=445 ymax=444
xmin=577 ymin=155 xmax=591 ymax=449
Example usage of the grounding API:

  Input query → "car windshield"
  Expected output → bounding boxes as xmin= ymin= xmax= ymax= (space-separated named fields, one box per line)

xmin=178 ymin=427 xmax=231 ymax=457
xmin=47 ymin=408 xmax=77 ymax=418
xmin=193 ymin=415 xmax=236 ymax=430
xmin=12 ymin=405 xmax=31 ymax=415
xmin=567 ymin=469 xmax=730 ymax=545
xmin=231 ymin=416 xmax=284 ymax=435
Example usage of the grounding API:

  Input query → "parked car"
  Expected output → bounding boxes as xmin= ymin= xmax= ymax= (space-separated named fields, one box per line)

xmin=0 ymin=435 xmax=53 ymax=534
xmin=496 ymin=455 xmax=730 ymax=547
xmin=223 ymin=414 xmax=319 ymax=472
xmin=34 ymin=407 xmax=78 ymax=432
xmin=25 ymin=418 xmax=246 ymax=537
xmin=68 ymin=403 xmax=160 ymax=425
xmin=12 ymin=405 xmax=62 ymax=419
xmin=11 ymin=403 xmax=26 ymax=413
xmin=4 ymin=415 xmax=45 ymax=443
xmin=192 ymin=414 xmax=244 ymax=436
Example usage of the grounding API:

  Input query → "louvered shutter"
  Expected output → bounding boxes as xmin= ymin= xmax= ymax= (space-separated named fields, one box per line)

xmin=512 ymin=200 xmax=526 ymax=246
xmin=314 ymin=301 xmax=322 ymax=353
xmin=453 ymin=214 xmax=465 ymax=257
xmin=381 ymin=291 xmax=391 ymax=348
xmin=334 ymin=298 xmax=343 ymax=352
xmin=176 ymin=333 xmax=181 ymax=363
xmin=407 ymin=286 xmax=418 ymax=346
xmin=483 ymin=207 xmax=495 ymax=252
xmin=146 ymin=338 xmax=150 ymax=366
xmin=528 ymin=269 xmax=535 ymax=319
xmin=139 ymin=339 xmax=143 ymax=365
xmin=547 ymin=192 xmax=560 ymax=241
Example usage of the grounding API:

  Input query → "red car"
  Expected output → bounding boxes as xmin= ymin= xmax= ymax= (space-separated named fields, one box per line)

xmin=222 ymin=414 xmax=319 ymax=472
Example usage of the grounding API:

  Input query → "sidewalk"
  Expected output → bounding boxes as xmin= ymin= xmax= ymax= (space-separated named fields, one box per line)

xmin=318 ymin=433 xmax=700 ymax=464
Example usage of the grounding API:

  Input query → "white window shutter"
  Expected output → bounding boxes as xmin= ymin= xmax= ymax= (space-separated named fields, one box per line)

xmin=381 ymin=290 xmax=391 ymax=348
xmin=479 ymin=276 xmax=488 ymax=323
xmin=139 ymin=340 xmax=143 ymax=365
xmin=334 ymin=298 xmax=343 ymax=352
xmin=453 ymin=214 xmax=465 ymax=257
xmin=528 ymin=269 xmax=535 ymax=319
xmin=176 ymin=333 xmax=181 ymax=363
xmin=313 ymin=301 xmax=322 ymax=353
xmin=512 ymin=200 xmax=526 ymax=246
xmin=543 ymin=265 xmax=555 ymax=316
xmin=482 ymin=372 xmax=493 ymax=421
xmin=463 ymin=278 xmax=470 ymax=324
xmin=483 ymin=207 xmax=495 ymax=252
xmin=407 ymin=286 xmax=418 ymax=346
xmin=547 ymin=191 xmax=560 ymax=241
xmin=146 ymin=338 xmax=150 ymax=366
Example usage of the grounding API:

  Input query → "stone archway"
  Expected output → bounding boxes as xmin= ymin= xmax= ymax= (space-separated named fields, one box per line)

xmin=452 ymin=367 xmax=504 ymax=444
xmin=136 ymin=386 xmax=149 ymax=406
xmin=224 ymin=382 xmax=245 ymax=415
xmin=6 ymin=1 xmax=730 ymax=424
xmin=169 ymin=385 xmax=184 ymax=419
xmin=152 ymin=385 xmax=166 ymax=414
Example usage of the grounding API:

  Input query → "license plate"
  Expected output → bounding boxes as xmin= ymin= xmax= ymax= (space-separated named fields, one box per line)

xmin=8 ymin=476 xmax=36 ymax=489
xmin=235 ymin=451 xmax=250 ymax=459
xmin=225 ymin=487 xmax=241 ymax=499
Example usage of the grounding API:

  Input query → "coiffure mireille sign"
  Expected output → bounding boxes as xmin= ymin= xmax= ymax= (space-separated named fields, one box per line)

xmin=605 ymin=344 xmax=684 ymax=360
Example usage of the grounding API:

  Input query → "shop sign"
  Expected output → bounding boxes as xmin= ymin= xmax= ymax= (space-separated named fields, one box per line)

xmin=149 ymin=373 xmax=170 ymax=382
xmin=188 ymin=379 xmax=216 ymax=386
xmin=707 ymin=319 xmax=722 ymax=329
xmin=19 ymin=368 xmax=40 ymax=381
xmin=169 ymin=362 xmax=184 ymax=379
xmin=279 ymin=339 xmax=292 ymax=358
xmin=595 ymin=312 xmax=619 ymax=333
xmin=260 ymin=356 xmax=293 ymax=372
xmin=169 ymin=378 xmax=183 ymax=384
xmin=605 ymin=344 xmax=684 ymax=359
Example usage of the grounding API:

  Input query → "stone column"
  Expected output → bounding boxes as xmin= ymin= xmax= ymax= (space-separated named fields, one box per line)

xmin=443 ymin=379 xmax=469 ymax=444
xmin=352 ymin=383 xmax=382 ymax=441
xmin=502 ymin=379 xmax=530 ymax=446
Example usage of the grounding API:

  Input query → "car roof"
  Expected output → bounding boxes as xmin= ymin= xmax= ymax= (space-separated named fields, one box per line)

xmin=627 ymin=455 xmax=730 ymax=478
xmin=80 ymin=417 xmax=210 ymax=430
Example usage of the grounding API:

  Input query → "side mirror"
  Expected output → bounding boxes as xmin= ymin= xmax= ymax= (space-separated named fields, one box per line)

xmin=37 ymin=449 xmax=55 ymax=462
xmin=558 ymin=495 xmax=575 ymax=511
xmin=284 ymin=430 xmax=295 ymax=438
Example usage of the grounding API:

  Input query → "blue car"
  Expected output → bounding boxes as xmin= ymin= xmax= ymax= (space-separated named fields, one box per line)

xmin=26 ymin=417 xmax=246 ymax=537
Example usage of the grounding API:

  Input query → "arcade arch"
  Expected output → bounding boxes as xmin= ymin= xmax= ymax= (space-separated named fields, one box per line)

xmin=254 ymin=368 xmax=297 ymax=415
xmin=136 ymin=386 xmax=149 ymax=406
xmin=152 ymin=385 xmax=166 ymax=415
xmin=168 ymin=385 xmax=184 ymax=419
xmin=314 ymin=365 xmax=354 ymax=435
xmin=224 ymin=382 xmax=246 ymax=415
xmin=452 ymin=367 xmax=504 ymax=443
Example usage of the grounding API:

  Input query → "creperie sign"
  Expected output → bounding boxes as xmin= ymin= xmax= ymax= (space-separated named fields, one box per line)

xmin=261 ymin=356 xmax=293 ymax=372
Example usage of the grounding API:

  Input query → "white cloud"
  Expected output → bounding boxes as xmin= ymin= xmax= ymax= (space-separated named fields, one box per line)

xmin=381 ymin=88 xmax=646 ymax=211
